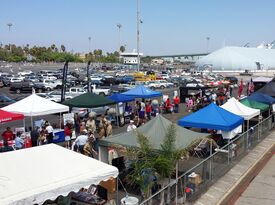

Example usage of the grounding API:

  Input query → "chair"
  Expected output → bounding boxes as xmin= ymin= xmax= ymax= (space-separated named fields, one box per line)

xmin=193 ymin=138 xmax=208 ymax=158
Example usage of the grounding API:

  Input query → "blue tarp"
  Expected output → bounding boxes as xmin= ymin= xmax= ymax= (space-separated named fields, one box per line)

xmin=178 ymin=103 xmax=244 ymax=131
xmin=108 ymin=93 xmax=135 ymax=103
xmin=122 ymin=85 xmax=162 ymax=98
xmin=247 ymin=92 xmax=275 ymax=105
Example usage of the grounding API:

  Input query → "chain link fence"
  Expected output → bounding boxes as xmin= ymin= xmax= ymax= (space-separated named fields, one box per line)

xmin=139 ymin=114 xmax=274 ymax=205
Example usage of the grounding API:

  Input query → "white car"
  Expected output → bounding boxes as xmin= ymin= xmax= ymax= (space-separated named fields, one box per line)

xmin=18 ymin=70 xmax=33 ymax=76
xmin=148 ymin=80 xmax=174 ymax=89
xmin=10 ymin=77 xmax=23 ymax=83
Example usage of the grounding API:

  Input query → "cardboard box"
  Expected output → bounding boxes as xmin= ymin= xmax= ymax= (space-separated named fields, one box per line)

xmin=99 ymin=177 xmax=116 ymax=193
xmin=188 ymin=173 xmax=202 ymax=186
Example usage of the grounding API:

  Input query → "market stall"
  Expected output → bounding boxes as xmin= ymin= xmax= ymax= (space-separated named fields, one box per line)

xmin=178 ymin=103 xmax=244 ymax=139
xmin=2 ymin=94 xmax=69 ymax=143
xmin=0 ymin=144 xmax=118 ymax=205
xmin=121 ymin=85 xmax=162 ymax=98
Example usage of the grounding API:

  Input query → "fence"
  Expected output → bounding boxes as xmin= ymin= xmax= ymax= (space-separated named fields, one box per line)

xmin=139 ymin=114 xmax=274 ymax=205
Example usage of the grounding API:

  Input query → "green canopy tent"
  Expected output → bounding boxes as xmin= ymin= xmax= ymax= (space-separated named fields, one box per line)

xmin=240 ymin=98 xmax=269 ymax=112
xmin=62 ymin=93 xmax=116 ymax=108
xmin=99 ymin=115 xmax=210 ymax=162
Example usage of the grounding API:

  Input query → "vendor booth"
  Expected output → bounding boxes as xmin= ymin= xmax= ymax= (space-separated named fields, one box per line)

xmin=2 ymin=94 xmax=69 ymax=143
xmin=0 ymin=109 xmax=24 ymax=123
xmin=178 ymin=103 xmax=244 ymax=140
xmin=0 ymin=144 xmax=118 ymax=205
xmin=256 ymin=78 xmax=275 ymax=97
xmin=0 ymin=110 xmax=25 ymax=149
xmin=121 ymin=85 xmax=162 ymax=98
xmin=62 ymin=92 xmax=116 ymax=108
xmin=247 ymin=92 xmax=275 ymax=112
xmin=99 ymin=115 xmax=210 ymax=163
xmin=240 ymin=98 xmax=269 ymax=112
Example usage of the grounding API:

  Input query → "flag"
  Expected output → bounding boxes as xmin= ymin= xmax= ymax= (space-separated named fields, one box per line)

xmin=248 ymin=78 xmax=254 ymax=95
xmin=238 ymin=79 xmax=243 ymax=97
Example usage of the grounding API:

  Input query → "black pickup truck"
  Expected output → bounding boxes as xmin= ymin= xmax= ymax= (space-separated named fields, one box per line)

xmin=10 ymin=81 xmax=47 ymax=94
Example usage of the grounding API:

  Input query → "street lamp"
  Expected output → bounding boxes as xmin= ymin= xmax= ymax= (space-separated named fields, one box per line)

xmin=88 ymin=37 xmax=91 ymax=53
xmin=136 ymin=0 xmax=141 ymax=72
xmin=117 ymin=23 xmax=122 ymax=51
xmin=7 ymin=23 xmax=13 ymax=52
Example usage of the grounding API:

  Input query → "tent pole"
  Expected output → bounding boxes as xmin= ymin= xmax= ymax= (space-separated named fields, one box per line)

xmin=116 ymin=104 xmax=119 ymax=127
xmin=59 ymin=112 xmax=62 ymax=128
xmin=23 ymin=118 xmax=26 ymax=130
xmin=31 ymin=116 xmax=33 ymax=128
xmin=247 ymin=120 xmax=249 ymax=150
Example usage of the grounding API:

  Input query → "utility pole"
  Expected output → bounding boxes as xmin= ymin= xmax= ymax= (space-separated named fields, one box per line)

xmin=117 ymin=23 xmax=122 ymax=52
xmin=137 ymin=0 xmax=140 ymax=72
xmin=7 ymin=23 xmax=13 ymax=52
xmin=88 ymin=37 xmax=91 ymax=53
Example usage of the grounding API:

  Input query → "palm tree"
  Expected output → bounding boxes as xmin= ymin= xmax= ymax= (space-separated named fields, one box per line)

xmin=50 ymin=44 xmax=56 ymax=51
xmin=126 ymin=124 xmax=188 ymax=205
xmin=61 ymin=45 xmax=66 ymax=52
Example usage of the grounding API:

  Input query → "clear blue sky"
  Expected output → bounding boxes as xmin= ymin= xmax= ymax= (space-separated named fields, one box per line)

xmin=1 ymin=0 xmax=275 ymax=55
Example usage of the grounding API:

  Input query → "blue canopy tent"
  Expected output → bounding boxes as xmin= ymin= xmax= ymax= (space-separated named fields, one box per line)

xmin=247 ymin=93 xmax=275 ymax=105
xmin=108 ymin=93 xmax=135 ymax=103
xmin=122 ymin=85 xmax=162 ymax=98
xmin=178 ymin=103 xmax=244 ymax=131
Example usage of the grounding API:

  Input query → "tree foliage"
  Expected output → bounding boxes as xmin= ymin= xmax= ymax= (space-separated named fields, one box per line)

xmin=0 ymin=43 xmax=120 ymax=63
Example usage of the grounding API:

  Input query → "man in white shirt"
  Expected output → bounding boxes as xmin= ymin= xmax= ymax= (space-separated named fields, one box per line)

xmin=74 ymin=129 xmax=88 ymax=154
xmin=127 ymin=120 xmax=137 ymax=132
xmin=45 ymin=122 xmax=54 ymax=144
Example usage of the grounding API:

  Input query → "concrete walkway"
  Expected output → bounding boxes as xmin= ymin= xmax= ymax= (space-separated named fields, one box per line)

xmin=235 ymin=154 xmax=275 ymax=205
xmin=192 ymin=130 xmax=275 ymax=205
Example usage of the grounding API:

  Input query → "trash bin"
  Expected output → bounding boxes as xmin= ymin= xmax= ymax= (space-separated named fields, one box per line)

xmin=121 ymin=196 xmax=139 ymax=205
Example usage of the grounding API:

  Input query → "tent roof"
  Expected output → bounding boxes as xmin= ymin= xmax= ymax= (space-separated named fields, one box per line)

xmin=2 ymin=94 xmax=69 ymax=116
xmin=99 ymin=115 xmax=209 ymax=150
xmin=197 ymin=46 xmax=275 ymax=70
xmin=247 ymin=92 xmax=275 ymax=105
xmin=0 ymin=109 xmax=24 ymax=123
xmin=122 ymin=85 xmax=162 ymax=98
xmin=62 ymin=92 xmax=115 ymax=108
xmin=108 ymin=93 xmax=135 ymax=103
xmin=0 ymin=144 xmax=118 ymax=205
xmin=240 ymin=98 xmax=269 ymax=112
xmin=253 ymin=77 xmax=273 ymax=83
xmin=221 ymin=97 xmax=260 ymax=120
xmin=178 ymin=103 xmax=244 ymax=131
xmin=257 ymin=79 xmax=275 ymax=97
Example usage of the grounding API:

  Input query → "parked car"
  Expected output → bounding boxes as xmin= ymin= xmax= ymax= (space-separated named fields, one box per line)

xmin=71 ymin=106 xmax=110 ymax=118
xmin=0 ymin=95 xmax=15 ymax=107
xmin=10 ymin=82 xmax=47 ymax=94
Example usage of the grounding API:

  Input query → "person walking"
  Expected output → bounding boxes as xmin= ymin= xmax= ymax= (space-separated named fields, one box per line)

xmin=74 ymin=129 xmax=88 ymax=154
xmin=173 ymin=95 xmax=180 ymax=113
xmin=64 ymin=122 xmax=72 ymax=149
xmin=45 ymin=122 xmax=54 ymax=144
xmin=145 ymin=101 xmax=152 ymax=120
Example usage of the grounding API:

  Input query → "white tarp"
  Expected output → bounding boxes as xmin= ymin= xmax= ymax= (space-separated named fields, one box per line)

xmin=197 ymin=46 xmax=275 ymax=70
xmin=221 ymin=97 xmax=260 ymax=120
xmin=2 ymin=94 xmax=69 ymax=116
xmin=0 ymin=144 xmax=118 ymax=205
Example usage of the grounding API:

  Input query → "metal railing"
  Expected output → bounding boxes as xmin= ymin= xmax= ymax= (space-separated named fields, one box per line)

xmin=139 ymin=114 xmax=274 ymax=205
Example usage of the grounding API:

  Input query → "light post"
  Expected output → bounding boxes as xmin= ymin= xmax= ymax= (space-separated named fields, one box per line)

xmin=136 ymin=0 xmax=140 ymax=72
xmin=206 ymin=37 xmax=210 ymax=53
xmin=88 ymin=36 xmax=91 ymax=53
xmin=7 ymin=23 xmax=13 ymax=52
xmin=117 ymin=23 xmax=122 ymax=52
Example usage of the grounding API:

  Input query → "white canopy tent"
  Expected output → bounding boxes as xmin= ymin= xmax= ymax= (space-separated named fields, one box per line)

xmin=221 ymin=97 xmax=260 ymax=120
xmin=221 ymin=97 xmax=260 ymax=139
xmin=2 ymin=93 xmax=69 ymax=116
xmin=0 ymin=144 xmax=118 ymax=205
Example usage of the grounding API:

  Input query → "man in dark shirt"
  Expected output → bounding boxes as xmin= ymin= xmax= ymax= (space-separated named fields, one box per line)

xmin=30 ymin=126 xmax=39 ymax=147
